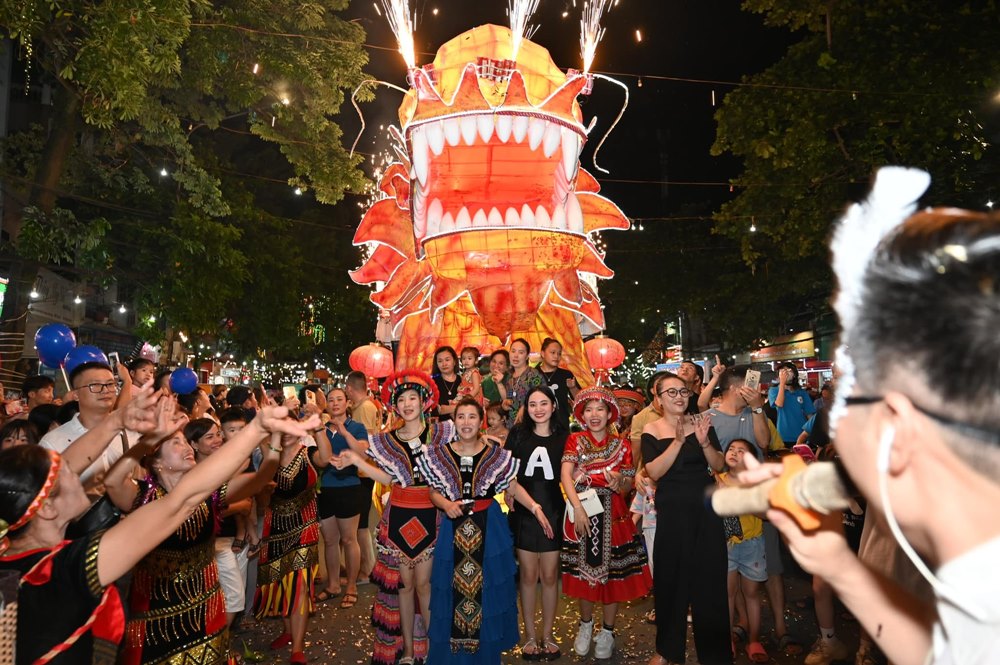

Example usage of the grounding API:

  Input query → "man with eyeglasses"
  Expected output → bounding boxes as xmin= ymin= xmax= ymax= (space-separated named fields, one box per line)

xmin=738 ymin=170 xmax=1000 ymax=664
xmin=40 ymin=361 xmax=142 ymax=501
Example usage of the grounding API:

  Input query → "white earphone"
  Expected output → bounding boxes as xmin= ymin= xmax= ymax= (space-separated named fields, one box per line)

xmin=876 ymin=424 xmax=987 ymax=621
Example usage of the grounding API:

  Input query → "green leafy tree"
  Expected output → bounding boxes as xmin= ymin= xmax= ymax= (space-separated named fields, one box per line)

xmin=0 ymin=0 xmax=370 ymax=362
xmin=711 ymin=0 xmax=1000 ymax=330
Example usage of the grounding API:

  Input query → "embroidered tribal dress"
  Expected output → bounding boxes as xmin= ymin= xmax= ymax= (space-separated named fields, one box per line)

xmin=123 ymin=480 xmax=227 ymax=665
xmin=560 ymin=431 xmax=652 ymax=603
xmin=366 ymin=421 xmax=454 ymax=665
xmin=1 ymin=531 xmax=124 ymax=665
xmin=254 ymin=446 xmax=319 ymax=619
xmin=420 ymin=443 xmax=519 ymax=665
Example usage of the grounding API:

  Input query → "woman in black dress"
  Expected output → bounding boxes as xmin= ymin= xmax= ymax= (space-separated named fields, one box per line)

xmin=504 ymin=385 xmax=567 ymax=661
xmin=431 ymin=346 xmax=462 ymax=421
xmin=640 ymin=373 xmax=731 ymax=665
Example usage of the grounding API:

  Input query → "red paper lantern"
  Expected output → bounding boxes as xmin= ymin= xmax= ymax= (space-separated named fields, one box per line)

xmin=349 ymin=343 xmax=395 ymax=379
xmin=584 ymin=336 xmax=625 ymax=385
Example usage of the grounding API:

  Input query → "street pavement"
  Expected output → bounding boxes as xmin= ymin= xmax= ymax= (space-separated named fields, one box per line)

xmin=237 ymin=551 xmax=862 ymax=665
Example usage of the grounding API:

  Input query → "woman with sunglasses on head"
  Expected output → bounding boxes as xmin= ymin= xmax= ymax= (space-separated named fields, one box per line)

xmin=504 ymin=339 xmax=544 ymax=429
xmin=419 ymin=397 xmax=551 ymax=664
xmin=0 ymin=385 xmax=317 ymax=665
xmin=333 ymin=371 xmax=453 ymax=665
xmin=641 ymin=373 xmax=731 ymax=665
xmin=504 ymin=385 xmax=568 ymax=661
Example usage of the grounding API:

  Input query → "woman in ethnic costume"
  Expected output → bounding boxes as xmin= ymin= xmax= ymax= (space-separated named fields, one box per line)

xmin=254 ymin=423 xmax=322 ymax=665
xmin=0 ymin=383 xmax=316 ymax=665
xmin=333 ymin=371 xmax=452 ymax=665
xmin=561 ymin=387 xmax=653 ymax=661
xmin=420 ymin=398 xmax=553 ymax=665
xmin=504 ymin=385 xmax=568 ymax=661
xmin=103 ymin=406 xmax=289 ymax=665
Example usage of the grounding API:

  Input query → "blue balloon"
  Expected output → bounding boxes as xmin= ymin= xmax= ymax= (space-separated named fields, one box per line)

xmin=63 ymin=345 xmax=110 ymax=375
xmin=170 ymin=368 xmax=199 ymax=395
xmin=34 ymin=323 xmax=77 ymax=368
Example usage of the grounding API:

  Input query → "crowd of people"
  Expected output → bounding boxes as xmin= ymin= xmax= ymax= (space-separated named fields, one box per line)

xmin=2 ymin=181 xmax=999 ymax=665
xmin=0 ymin=341 xmax=888 ymax=665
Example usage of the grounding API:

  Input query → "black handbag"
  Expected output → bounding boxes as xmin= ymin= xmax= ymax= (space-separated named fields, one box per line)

xmin=66 ymin=431 xmax=129 ymax=539
xmin=66 ymin=495 xmax=121 ymax=539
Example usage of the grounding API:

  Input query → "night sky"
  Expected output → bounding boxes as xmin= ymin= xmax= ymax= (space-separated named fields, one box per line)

xmin=324 ymin=1 xmax=799 ymax=349
xmin=343 ymin=0 xmax=794 ymax=222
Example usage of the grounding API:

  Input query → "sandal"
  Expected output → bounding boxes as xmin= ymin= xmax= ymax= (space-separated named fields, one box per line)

xmin=289 ymin=652 xmax=306 ymax=664
xmin=777 ymin=633 xmax=803 ymax=655
xmin=231 ymin=538 xmax=247 ymax=554
xmin=747 ymin=641 xmax=769 ymax=663
xmin=398 ymin=658 xmax=415 ymax=665
xmin=540 ymin=638 xmax=561 ymax=661
xmin=521 ymin=638 xmax=541 ymax=661
xmin=339 ymin=592 xmax=358 ymax=609
xmin=247 ymin=540 xmax=264 ymax=559
xmin=731 ymin=625 xmax=748 ymax=644
xmin=643 ymin=608 xmax=656 ymax=624
xmin=314 ymin=588 xmax=342 ymax=603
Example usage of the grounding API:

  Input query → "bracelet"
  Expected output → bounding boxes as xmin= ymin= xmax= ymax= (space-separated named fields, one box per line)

xmin=699 ymin=442 xmax=711 ymax=449
xmin=268 ymin=444 xmax=282 ymax=453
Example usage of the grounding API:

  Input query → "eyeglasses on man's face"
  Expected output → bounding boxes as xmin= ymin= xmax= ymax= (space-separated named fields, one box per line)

xmin=658 ymin=387 xmax=692 ymax=399
xmin=84 ymin=381 xmax=118 ymax=394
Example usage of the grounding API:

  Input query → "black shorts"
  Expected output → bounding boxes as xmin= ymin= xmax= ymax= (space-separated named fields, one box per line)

xmin=317 ymin=484 xmax=364 ymax=521
xmin=358 ymin=477 xmax=376 ymax=529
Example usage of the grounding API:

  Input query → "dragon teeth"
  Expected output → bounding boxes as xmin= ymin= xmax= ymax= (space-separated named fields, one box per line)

xmin=416 ymin=199 xmax=586 ymax=240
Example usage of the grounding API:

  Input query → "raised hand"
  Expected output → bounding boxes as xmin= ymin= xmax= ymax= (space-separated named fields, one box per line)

xmin=711 ymin=354 xmax=726 ymax=377
xmin=120 ymin=384 xmax=160 ymax=434
xmin=739 ymin=386 xmax=764 ymax=409
xmin=145 ymin=394 xmax=189 ymax=444
xmin=694 ymin=413 xmax=713 ymax=446
xmin=256 ymin=407 xmax=320 ymax=438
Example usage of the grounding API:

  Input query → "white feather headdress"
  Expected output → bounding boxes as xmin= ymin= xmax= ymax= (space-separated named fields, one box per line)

xmin=828 ymin=167 xmax=931 ymax=433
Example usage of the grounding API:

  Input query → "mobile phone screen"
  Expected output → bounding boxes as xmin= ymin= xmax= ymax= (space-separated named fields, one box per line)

xmin=791 ymin=444 xmax=817 ymax=463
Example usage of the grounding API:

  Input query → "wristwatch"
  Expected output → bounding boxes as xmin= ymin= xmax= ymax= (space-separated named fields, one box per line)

xmin=751 ymin=407 xmax=764 ymax=414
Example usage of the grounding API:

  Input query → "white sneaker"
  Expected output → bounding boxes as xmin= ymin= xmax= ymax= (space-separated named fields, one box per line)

xmin=594 ymin=628 xmax=615 ymax=659
xmin=573 ymin=620 xmax=594 ymax=657
xmin=805 ymin=636 xmax=851 ymax=665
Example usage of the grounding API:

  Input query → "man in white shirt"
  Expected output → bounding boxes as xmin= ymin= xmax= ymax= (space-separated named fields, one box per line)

xmin=40 ymin=361 xmax=140 ymax=500
xmin=740 ymin=178 xmax=1000 ymax=664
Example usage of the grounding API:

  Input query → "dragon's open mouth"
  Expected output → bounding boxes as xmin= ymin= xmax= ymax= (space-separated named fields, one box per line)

xmin=408 ymin=110 xmax=585 ymax=243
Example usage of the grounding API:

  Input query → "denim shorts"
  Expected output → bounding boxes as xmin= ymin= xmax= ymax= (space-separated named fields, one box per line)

xmin=728 ymin=534 xmax=768 ymax=582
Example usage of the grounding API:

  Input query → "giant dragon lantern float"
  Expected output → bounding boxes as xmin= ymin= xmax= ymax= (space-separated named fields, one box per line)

xmin=351 ymin=1 xmax=630 ymax=386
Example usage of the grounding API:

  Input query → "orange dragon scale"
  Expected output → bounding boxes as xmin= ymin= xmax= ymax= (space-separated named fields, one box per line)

xmin=351 ymin=24 xmax=631 ymax=382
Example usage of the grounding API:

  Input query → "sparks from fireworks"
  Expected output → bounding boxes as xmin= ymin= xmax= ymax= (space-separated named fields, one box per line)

xmin=580 ymin=0 xmax=614 ymax=73
xmin=508 ymin=0 xmax=541 ymax=61
xmin=382 ymin=0 xmax=417 ymax=69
